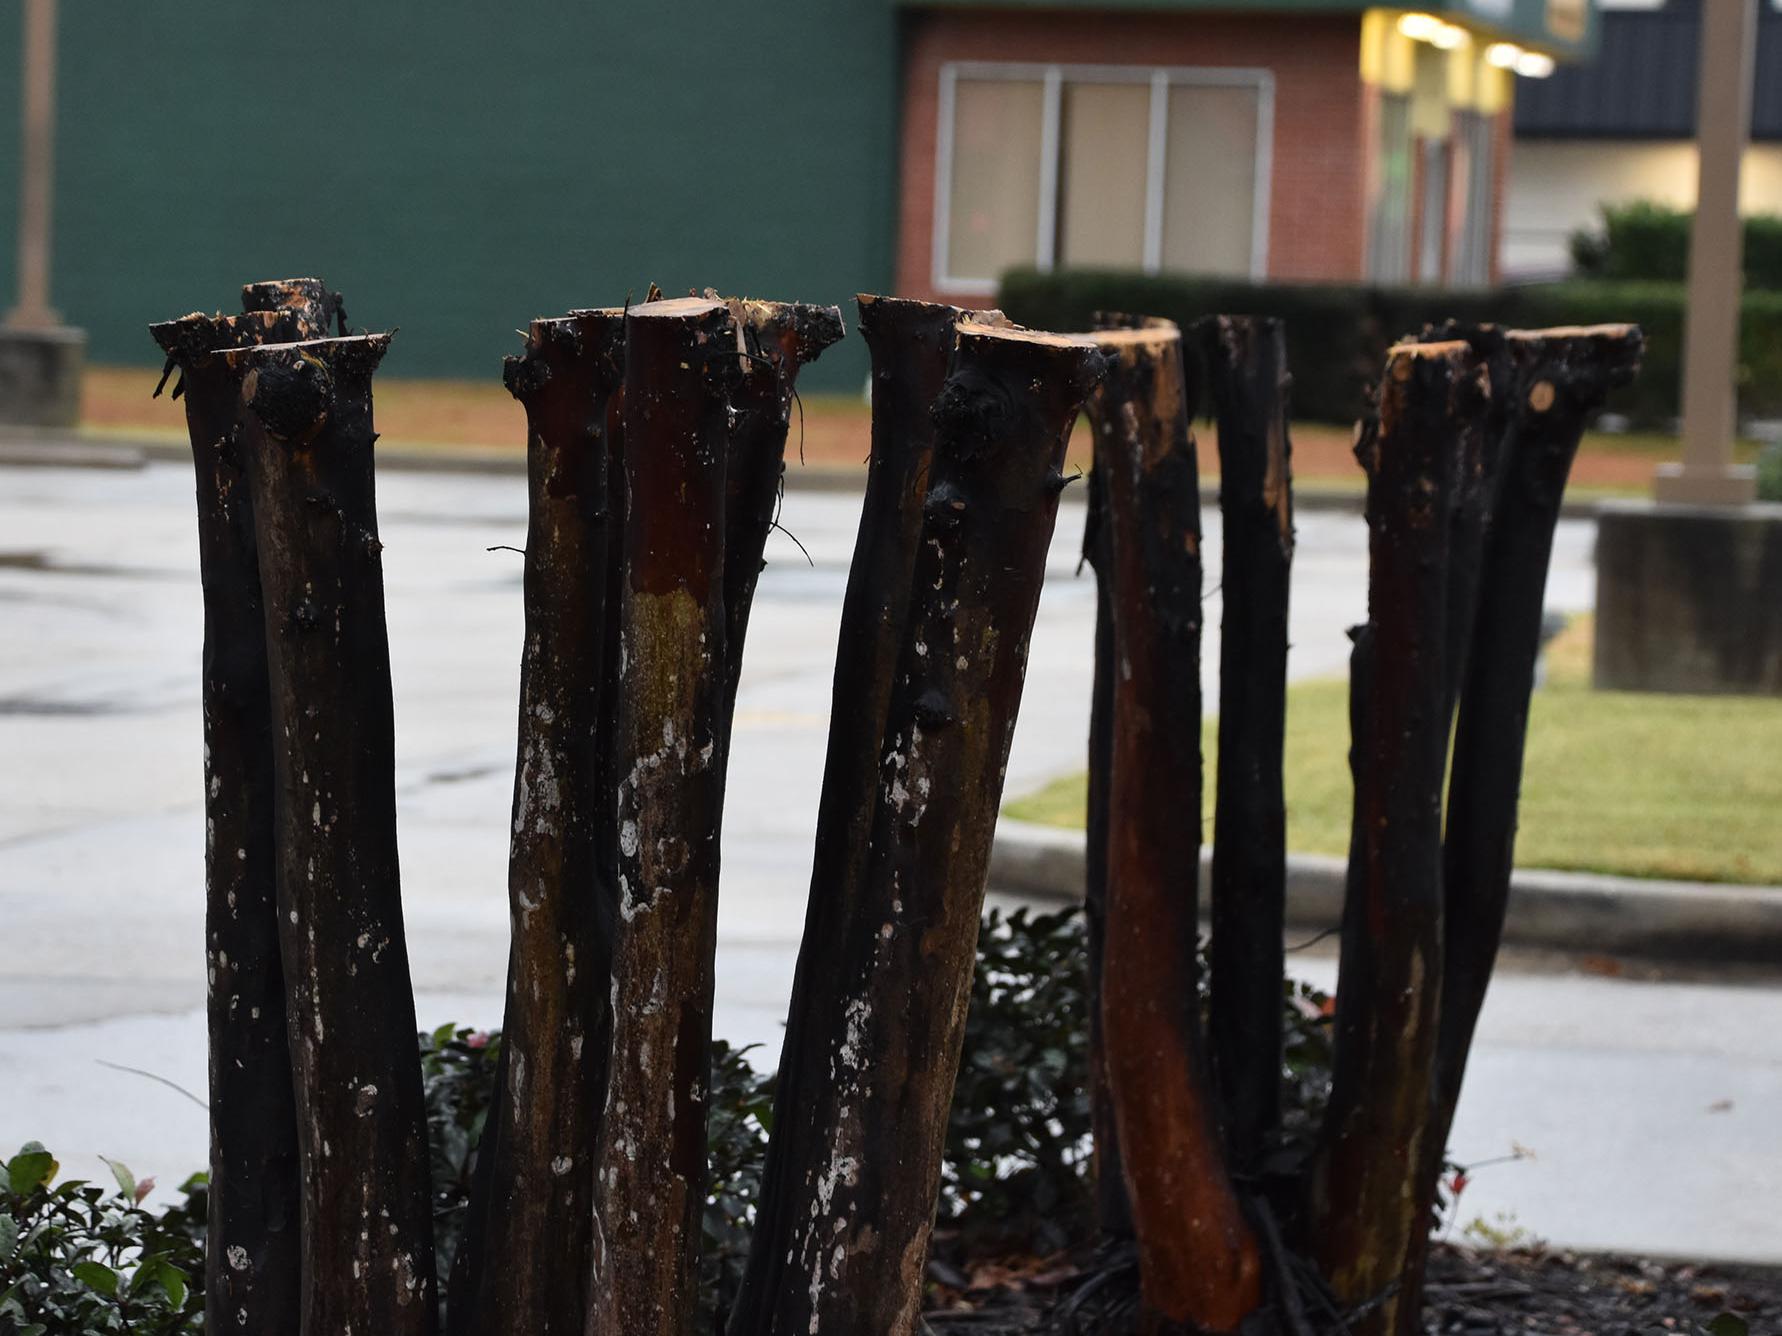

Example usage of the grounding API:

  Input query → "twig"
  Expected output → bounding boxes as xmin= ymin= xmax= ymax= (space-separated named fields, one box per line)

xmin=95 ymin=1058 xmax=208 ymax=1111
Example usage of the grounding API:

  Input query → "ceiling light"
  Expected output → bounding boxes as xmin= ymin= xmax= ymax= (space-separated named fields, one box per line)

xmin=1430 ymin=21 xmax=1470 ymax=49
xmin=1397 ymin=12 xmax=1444 ymax=41
xmin=1515 ymin=50 xmax=1557 ymax=78
xmin=1485 ymin=42 xmax=1523 ymax=68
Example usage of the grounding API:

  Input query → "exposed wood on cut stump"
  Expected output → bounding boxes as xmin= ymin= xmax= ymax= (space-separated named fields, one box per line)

xmin=740 ymin=319 xmax=1101 ymax=1336
xmin=717 ymin=298 xmax=845 ymax=725
xmin=239 ymin=276 xmax=347 ymax=337
xmin=1197 ymin=314 xmax=1295 ymax=1176
xmin=447 ymin=310 xmax=628 ymax=1336
xmin=1310 ymin=340 xmax=1485 ymax=1336
xmin=148 ymin=278 xmax=343 ymax=1336
xmin=729 ymin=296 xmax=1000 ymax=1336
xmin=227 ymin=332 xmax=438 ymax=1336
xmin=1089 ymin=325 xmax=1262 ymax=1333
xmin=585 ymin=297 xmax=736 ymax=1336
xmin=1081 ymin=309 xmax=1173 ymax=1244
xmin=1427 ymin=325 xmax=1644 ymax=1227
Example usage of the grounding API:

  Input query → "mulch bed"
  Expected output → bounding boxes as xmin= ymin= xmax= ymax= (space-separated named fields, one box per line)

xmin=921 ymin=1243 xmax=1782 ymax=1334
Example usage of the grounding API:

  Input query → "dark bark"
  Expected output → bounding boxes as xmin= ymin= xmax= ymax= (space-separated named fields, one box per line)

xmin=586 ymin=297 xmax=737 ymax=1336
xmin=736 ymin=318 xmax=1100 ymax=1336
xmin=717 ymin=299 xmax=845 ymax=724
xmin=1079 ymin=425 xmax=1134 ymax=1242
xmin=1426 ymin=326 xmax=1644 ymax=1215
xmin=729 ymin=296 xmax=998 ymax=1336
xmin=1089 ymin=326 xmax=1261 ymax=1332
xmin=1417 ymin=322 xmax=1516 ymax=725
xmin=239 ymin=277 xmax=347 ymax=336
xmin=446 ymin=310 xmax=627 ymax=1336
xmin=148 ymin=281 xmax=342 ymax=1336
xmin=1310 ymin=342 xmax=1485 ymax=1336
xmin=226 ymin=332 xmax=438 ymax=1336
xmin=1197 ymin=314 xmax=1295 ymax=1176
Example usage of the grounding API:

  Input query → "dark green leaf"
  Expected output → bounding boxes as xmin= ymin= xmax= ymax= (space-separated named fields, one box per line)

xmin=71 ymin=1260 xmax=120 ymax=1296
xmin=7 ymin=1143 xmax=55 ymax=1196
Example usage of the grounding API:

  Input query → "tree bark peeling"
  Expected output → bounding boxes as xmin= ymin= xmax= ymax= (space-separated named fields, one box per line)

xmin=729 ymin=296 xmax=1001 ymax=1336
xmin=736 ymin=315 xmax=1099 ymax=1336
xmin=586 ymin=297 xmax=737 ymax=1336
xmin=226 ymin=331 xmax=439 ymax=1336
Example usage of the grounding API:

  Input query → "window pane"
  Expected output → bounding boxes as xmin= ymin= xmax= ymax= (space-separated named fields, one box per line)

xmin=1162 ymin=84 xmax=1260 ymax=277
xmin=1417 ymin=138 xmax=1449 ymax=283
xmin=1368 ymin=93 xmax=1413 ymax=281
xmin=946 ymin=78 xmax=1045 ymax=283
xmin=1058 ymin=81 xmax=1150 ymax=267
xmin=1451 ymin=111 xmax=1494 ymax=286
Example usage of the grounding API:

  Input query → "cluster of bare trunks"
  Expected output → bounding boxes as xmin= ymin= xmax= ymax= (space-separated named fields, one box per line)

xmin=152 ymin=280 xmax=1636 ymax=1336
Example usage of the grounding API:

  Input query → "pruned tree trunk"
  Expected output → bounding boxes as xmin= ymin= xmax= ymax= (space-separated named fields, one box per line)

xmin=586 ymin=296 xmax=737 ymax=1336
xmin=447 ymin=309 xmax=628 ymax=1336
xmin=717 ymin=299 xmax=845 ymax=725
xmin=730 ymin=296 xmax=997 ymax=1335
xmin=1089 ymin=325 xmax=1260 ymax=1333
xmin=148 ymin=278 xmax=342 ymax=1336
xmin=1198 ymin=314 xmax=1295 ymax=1175
xmin=227 ymin=332 xmax=438 ymax=1336
xmin=736 ymin=318 xmax=1100 ymax=1336
xmin=1427 ymin=326 xmax=1644 ymax=1213
xmin=1079 ymin=433 xmax=1134 ymax=1242
xmin=1310 ymin=341 xmax=1485 ymax=1336
xmin=1079 ymin=310 xmax=1173 ymax=1246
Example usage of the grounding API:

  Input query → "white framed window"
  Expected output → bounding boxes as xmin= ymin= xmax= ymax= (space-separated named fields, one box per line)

xmin=932 ymin=61 xmax=1274 ymax=294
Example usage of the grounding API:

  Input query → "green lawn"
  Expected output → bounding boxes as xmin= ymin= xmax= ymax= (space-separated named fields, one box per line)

xmin=1005 ymin=618 xmax=1782 ymax=886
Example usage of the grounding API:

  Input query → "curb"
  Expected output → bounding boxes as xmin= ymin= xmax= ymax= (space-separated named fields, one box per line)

xmin=989 ymin=819 xmax=1782 ymax=966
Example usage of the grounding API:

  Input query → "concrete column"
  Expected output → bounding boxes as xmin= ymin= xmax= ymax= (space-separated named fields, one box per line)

xmin=2 ymin=0 xmax=83 ymax=431
xmin=1656 ymin=0 xmax=1758 ymax=505
xmin=5 ymin=0 xmax=61 ymax=330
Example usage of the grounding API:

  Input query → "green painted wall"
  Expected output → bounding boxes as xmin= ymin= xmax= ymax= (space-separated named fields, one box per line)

xmin=0 ymin=3 xmax=901 ymax=392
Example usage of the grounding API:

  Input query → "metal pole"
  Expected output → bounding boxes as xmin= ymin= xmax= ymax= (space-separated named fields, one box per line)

xmin=1657 ymin=0 xmax=1757 ymax=505
xmin=6 ymin=0 xmax=60 ymax=329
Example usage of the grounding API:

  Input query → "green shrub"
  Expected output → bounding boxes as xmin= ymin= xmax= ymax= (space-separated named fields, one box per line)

xmin=1000 ymin=268 xmax=1782 ymax=428
xmin=418 ymin=1023 xmax=501 ymax=1296
xmin=1569 ymin=201 xmax=1782 ymax=290
xmin=0 ymin=1144 xmax=207 ymax=1335
xmin=940 ymin=907 xmax=1096 ymax=1255
xmin=1758 ymin=441 xmax=1782 ymax=502
xmin=5 ymin=910 xmax=1337 ymax=1330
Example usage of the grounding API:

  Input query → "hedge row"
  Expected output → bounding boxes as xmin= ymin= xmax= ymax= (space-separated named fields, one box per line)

xmin=998 ymin=268 xmax=1782 ymax=427
xmin=1570 ymin=201 xmax=1782 ymax=291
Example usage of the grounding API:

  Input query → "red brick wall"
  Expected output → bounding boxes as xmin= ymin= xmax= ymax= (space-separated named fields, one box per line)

xmin=896 ymin=8 xmax=1369 ymax=303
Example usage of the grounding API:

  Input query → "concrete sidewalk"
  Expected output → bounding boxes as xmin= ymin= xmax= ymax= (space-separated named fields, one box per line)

xmin=3 ymin=457 xmax=1774 ymax=1264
